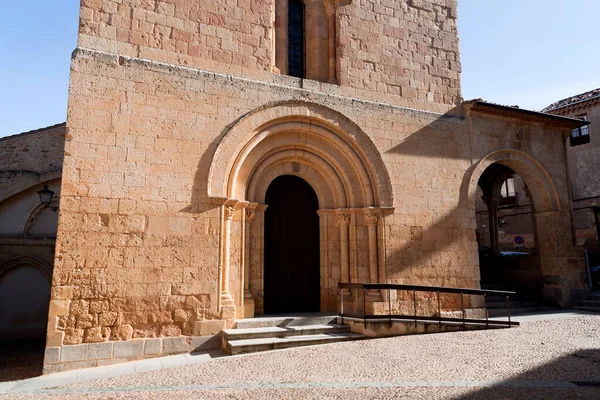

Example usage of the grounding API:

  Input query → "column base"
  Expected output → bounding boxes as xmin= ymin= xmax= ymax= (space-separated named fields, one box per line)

xmin=243 ymin=292 xmax=255 ymax=318
xmin=220 ymin=292 xmax=236 ymax=322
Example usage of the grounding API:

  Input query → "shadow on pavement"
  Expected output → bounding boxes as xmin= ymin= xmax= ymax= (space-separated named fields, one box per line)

xmin=0 ymin=339 xmax=45 ymax=382
xmin=455 ymin=349 xmax=600 ymax=400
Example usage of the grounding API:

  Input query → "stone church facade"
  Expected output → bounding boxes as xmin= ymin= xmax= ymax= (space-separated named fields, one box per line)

xmin=43 ymin=0 xmax=587 ymax=371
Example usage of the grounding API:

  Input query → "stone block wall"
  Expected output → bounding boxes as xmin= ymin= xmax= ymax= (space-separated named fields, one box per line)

xmin=338 ymin=0 xmax=461 ymax=107
xmin=0 ymin=124 xmax=65 ymax=201
xmin=48 ymin=0 xmax=584 ymax=372
xmin=49 ymin=47 xmax=474 ymax=370
xmin=77 ymin=0 xmax=460 ymax=112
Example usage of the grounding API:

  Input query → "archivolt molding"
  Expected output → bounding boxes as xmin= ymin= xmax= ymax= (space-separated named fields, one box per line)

xmin=0 ymin=171 xmax=61 ymax=204
xmin=466 ymin=149 xmax=561 ymax=214
xmin=247 ymin=157 xmax=341 ymax=209
xmin=16 ymin=179 xmax=60 ymax=235
xmin=208 ymin=100 xmax=393 ymax=208
xmin=0 ymin=256 xmax=53 ymax=282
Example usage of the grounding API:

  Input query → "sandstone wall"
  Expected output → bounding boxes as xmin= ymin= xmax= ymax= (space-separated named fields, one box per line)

xmin=48 ymin=48 xmax=472 ymax=370
xmin=49 ymin=47 xmax=584 ymax=371
xmin=77 ymin=0 xmax=460 ymax=112
xmin=0 ymin=124 xmax=65 ymax=203
xmin=48 ymin=0 xmax=584 ymax=373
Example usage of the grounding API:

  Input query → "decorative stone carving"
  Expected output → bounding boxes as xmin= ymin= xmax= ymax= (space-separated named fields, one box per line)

xmin=364 ymin=213 xmax=379 ymax=226
xmin=323 ymin=0 xmax=340 ymax=16
xmin=245 ymin=208 xmax=256 ymax=222
xmin=224 ymin=205 xmax=235 ymax=220
xmin=336 ymin=213 xmax=351 ymax=226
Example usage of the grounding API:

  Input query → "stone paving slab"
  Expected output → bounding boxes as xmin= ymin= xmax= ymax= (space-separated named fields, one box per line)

xmin=1 ymin=311 xmax=599 ymax=399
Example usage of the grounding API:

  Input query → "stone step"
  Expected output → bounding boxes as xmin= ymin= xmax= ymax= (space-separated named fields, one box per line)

xmin=581 ymin=300 xmax=600 ymax=307
xmin=223 ymin=324 xmax=350 ymax=341
xmin=573 ymin=306 xmax=600 ymax=313
xmin=486 ymin=301 xmax=538 ymax=309
xmin=234 ymin=313 xmax=338 ymax=329
xmin=226 ymin=332 xmax=364 ymax=355
xmin=487 ymin=307 xmax=553 ymax=317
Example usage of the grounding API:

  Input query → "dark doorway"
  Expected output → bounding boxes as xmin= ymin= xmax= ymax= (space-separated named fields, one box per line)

xmin=264 ymin=175 xmax=320 ymax=314
xmin=476 ymin=164 xmax=541 ymax=297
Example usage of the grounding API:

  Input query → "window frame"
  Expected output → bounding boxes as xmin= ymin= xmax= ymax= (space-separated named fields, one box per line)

xmin=570 ymin=114 xmax=590 ymax=146
xmin=287 ymin=0 xmax=306 ymax=79
xmin=499 ymin=177 xmax=518 ymax=208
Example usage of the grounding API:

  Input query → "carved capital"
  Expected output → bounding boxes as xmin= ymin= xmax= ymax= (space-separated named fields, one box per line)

xmin=323 ymin=0 xmax=340 ymax=16
xmin=245 ymin=209 xmax=256 ymax=222
xmin=224 ymin=205 xmax=235 ymax=220
xmin=363 ymin=213 xmax=379 ymax=226
xmin=336 ymin=213 xmax=351 ymax=226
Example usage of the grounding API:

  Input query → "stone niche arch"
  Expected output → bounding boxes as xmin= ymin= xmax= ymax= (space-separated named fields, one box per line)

xmin=464 ymin=149 xmax=583 ymax=306
xmin=0 ymin=256 xmax=53 ymax=281
xmin=466 ymin=149 xmax=560 ymax=214
xmin=208 ymin=100 xmax=394 ymax=319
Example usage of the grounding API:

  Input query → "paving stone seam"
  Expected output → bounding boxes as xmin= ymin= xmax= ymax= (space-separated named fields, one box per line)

xmin=18 ymin=379 xmax=578 ymax=395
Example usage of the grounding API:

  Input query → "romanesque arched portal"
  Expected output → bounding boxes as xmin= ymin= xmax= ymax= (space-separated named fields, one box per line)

xmin=208 ymin=101 xmax=394 ymax=318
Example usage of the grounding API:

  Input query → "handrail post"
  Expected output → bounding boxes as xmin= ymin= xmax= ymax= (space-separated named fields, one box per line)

xmin=340 ymin=287 xmax=344 ymax=325
xmin=413 ymin=289 xmax=417 ymax=327
xmin=388 ymin=288 xmax=392 ymax=324
xmin=437 ymin=291 xmax=441 ymax=327
xmin=363 ymin=287 xmax=367 ymax=324
xmin=460 ymin=292 xmax=465 ymax=330
xmin=484 ymin=293 xmax=488 ymax=328
xmin=506 ymin=295 xmax=511 ymax=327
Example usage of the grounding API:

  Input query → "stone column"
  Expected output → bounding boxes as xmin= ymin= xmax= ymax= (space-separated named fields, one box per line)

xmin=323 ymin=0 xmax=339 ymax=84
xmin=242 ymin=204 xmax=257 ymax=318
xmin=252 ymin=204 xmax=268 ymax=315
xmin=220 ymin=202 xmax=236 ymax=319
xmin=336 ymin=213 xmax=351 ymax=285
xmin=482 ymin=195 xmax=500 ymax=252
xmin=364 ymin=211 xmax=382 ymax=301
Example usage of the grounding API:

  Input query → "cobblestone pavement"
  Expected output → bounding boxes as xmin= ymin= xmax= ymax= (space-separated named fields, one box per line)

xmin=2 ymin=313 xmax=600 ymax=399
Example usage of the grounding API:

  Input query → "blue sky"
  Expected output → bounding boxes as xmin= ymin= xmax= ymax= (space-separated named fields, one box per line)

xmin=0 ymin=1 xmax=599 ymax=138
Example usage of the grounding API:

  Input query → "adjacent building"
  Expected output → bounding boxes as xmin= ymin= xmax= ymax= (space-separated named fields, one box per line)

xmin=0 ymin=124 xmax=64 ymax=340
xmin=543 ymin=88 xmax=600 ymax=247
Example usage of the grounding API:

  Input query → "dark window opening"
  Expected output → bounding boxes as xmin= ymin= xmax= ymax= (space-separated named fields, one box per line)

xmin=570 ymin=115 xmax=590 ymax=146
xmin=499 ymin=178 xmax=518 ymax=208
xmin=288 ymin=0 xmax=305 ymax=78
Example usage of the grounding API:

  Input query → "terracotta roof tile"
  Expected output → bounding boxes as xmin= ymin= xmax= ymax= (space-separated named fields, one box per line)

xmin=542 ymin=88 xmax=600 ymax=112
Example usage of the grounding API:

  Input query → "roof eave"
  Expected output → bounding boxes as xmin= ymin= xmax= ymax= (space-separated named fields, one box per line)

xmin=463 ymin=100 xmax=589 ymax=129
xmin=543 ymin=94 xmax=600 ymax=113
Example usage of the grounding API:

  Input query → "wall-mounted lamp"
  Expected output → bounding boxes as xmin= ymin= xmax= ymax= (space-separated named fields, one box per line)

xmin=38 ymin=185 xmax=59 ymax=212
xmin=497 ymin=217 xmax=506 ymax=227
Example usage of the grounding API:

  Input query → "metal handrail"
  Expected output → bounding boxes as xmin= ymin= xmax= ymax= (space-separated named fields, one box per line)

xmin=338 ymin=282 xmax=516 ymax=296
xmin=338 ymin=282 xmax=519 ymax=328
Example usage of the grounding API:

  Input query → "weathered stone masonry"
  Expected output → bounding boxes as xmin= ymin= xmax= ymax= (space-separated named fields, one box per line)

xmin=44 ymin=0 xmax=587 ymax=371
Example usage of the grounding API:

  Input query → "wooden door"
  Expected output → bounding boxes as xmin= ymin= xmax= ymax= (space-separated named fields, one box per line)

xmin=264 ymin=175 xmax=320 ymax=314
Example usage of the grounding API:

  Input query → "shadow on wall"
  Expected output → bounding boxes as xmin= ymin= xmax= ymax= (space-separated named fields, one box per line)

xmin=182 ymin=117 xmax=243 ymax=214
xmin=382 ymin=108 xmax=480 ymax=289
xmin=455 ymin=349 xmax=600 ymax=399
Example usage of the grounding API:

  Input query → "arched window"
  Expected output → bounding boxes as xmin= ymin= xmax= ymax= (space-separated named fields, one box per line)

xmin=287 ymin=0 xmax=305 ymax=78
